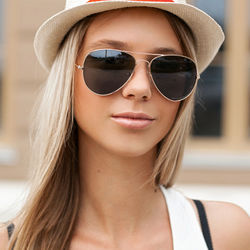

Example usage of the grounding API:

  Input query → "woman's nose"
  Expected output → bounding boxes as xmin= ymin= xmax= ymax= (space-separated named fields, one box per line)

xmin=121 ymin=63 xmax=152 ymax=101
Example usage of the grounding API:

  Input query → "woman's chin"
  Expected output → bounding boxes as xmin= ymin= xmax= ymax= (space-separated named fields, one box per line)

xmin=105 ymin=143 xmax=156 ymax=159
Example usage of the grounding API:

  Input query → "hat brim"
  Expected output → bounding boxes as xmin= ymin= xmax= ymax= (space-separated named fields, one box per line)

xmin=34 ymin=1 xmax=225 ymax=73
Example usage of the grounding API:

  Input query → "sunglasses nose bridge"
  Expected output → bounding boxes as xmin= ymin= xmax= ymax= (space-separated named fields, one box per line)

xmin=135 ymin=59 xmax=150 ymax=68
xmin=134 ymin=59 xmax=151 ymax=75
xmin=121 ymin=58 xmax=153 ymax=101
xmin=135 ymin=59 xmax=150 ymax=64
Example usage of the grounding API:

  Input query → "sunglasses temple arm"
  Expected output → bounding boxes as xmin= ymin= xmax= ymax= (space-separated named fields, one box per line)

xmin=75 ymin=64 xmax=83 ymax=69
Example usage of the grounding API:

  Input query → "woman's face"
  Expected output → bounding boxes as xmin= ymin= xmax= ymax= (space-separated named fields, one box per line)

xmin=74 ymin=7 xmax=182 ymax=157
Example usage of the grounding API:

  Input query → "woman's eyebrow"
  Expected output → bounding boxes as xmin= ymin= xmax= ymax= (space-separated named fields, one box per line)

xmin=86 ymin=39 xmax=128 ymax=50
xmin=86 ymin=39 xmax=181 ymax=54
xmin=152 ymin=47 xmax=181 ymax=55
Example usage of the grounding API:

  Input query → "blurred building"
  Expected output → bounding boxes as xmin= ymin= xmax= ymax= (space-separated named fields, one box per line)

xmin=0 ymin=0 xmax=249 ymax=184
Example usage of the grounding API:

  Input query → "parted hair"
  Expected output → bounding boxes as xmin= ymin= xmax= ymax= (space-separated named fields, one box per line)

xmin=8 ymin=9 xmax=196 ymax=250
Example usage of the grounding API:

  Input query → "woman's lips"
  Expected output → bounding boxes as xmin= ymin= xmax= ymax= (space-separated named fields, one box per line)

xmin=111 ymin=112 xmax=155 ymax=129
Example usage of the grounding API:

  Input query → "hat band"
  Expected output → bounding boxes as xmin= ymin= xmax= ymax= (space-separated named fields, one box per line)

xmin=66 ymin=0 xmax=186 ymax=9
xmin=87 ymin=0 xmax=175 ymax=3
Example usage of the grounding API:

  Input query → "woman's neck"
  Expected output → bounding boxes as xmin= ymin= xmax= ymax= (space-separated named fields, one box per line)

xmin=76 ymin=133 xmax=166 ymax=243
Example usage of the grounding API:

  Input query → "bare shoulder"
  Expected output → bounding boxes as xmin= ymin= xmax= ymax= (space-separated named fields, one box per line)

xmin=0 ymin=223 xmax=9 ymax=249
xmin=201 ymin=200 xmax=250 ymax=250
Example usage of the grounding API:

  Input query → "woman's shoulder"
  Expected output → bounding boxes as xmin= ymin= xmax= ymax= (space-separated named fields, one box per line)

xmin=191 ymin=199 xmax=250 ymax=250
xmin=0 ymin=223 xmax=10 ymax=249
xmin=0 ymin=220 xmax=16 ymax=249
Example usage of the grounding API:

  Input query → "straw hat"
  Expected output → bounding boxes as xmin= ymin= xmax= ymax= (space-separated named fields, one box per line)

xmin=34 ymin=0 xmax=225 ymax=73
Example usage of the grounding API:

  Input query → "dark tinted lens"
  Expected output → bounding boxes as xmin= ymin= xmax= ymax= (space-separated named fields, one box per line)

xmin=151 ymin=56 xmax=197 ymax=101
xmin=83 ymin=49 xmax=135 ymax=95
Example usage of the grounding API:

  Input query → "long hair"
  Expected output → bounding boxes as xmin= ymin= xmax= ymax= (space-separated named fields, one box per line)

xmin=153 ymin=11 xmax=197 ymax=187
xmin=8 ymin=9 xmax=196 ymax=250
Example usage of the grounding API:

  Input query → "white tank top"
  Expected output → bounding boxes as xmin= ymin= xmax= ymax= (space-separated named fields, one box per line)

xmin=160 ymin=186 xmax=208 ymax=250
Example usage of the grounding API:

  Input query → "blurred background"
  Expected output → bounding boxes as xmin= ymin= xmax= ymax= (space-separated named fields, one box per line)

xmin=0 ymin=0 xmax=249 ymax=222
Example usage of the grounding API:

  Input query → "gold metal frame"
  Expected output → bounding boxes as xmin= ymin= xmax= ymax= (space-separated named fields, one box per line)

xmin=75 ymin=48 xmax=200 ymax=102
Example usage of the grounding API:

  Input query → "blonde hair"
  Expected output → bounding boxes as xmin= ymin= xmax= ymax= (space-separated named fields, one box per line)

xmin=153 ymin=11 xmax=197 ymax=187
xmin=8 ymin=9 xmax=196 ymax=250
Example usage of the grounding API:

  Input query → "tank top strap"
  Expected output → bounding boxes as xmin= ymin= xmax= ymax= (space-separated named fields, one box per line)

xmin=160 ymin=186 xmax=208 ymax=250
xmin=7 ymin=223 xmax=15 ymax=240
xmin=6 ymin=223 xmax=15 ymax=250
xmin=193 ymin=200 xmax=213 ymax=250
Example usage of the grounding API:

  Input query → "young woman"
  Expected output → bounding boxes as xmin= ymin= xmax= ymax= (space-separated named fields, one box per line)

xmin=1 ymin=0 xmax=250 ymax=249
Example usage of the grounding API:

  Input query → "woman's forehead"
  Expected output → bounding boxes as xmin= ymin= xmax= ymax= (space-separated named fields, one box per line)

xmin=82 ymin=7 xmax=183 ymax=53
xmin=88 ymin=7 xmax=168 ymax=30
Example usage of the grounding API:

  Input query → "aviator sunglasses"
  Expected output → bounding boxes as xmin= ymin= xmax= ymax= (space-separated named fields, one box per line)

xmin=75 ymin=49 xmax=199 ymax=102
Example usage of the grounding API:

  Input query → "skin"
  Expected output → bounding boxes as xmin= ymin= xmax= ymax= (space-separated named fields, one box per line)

xmin=1 ymin=7 xmax=249 ymax=250
xmin=73 ymin=7 xmax=181 ymax=250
